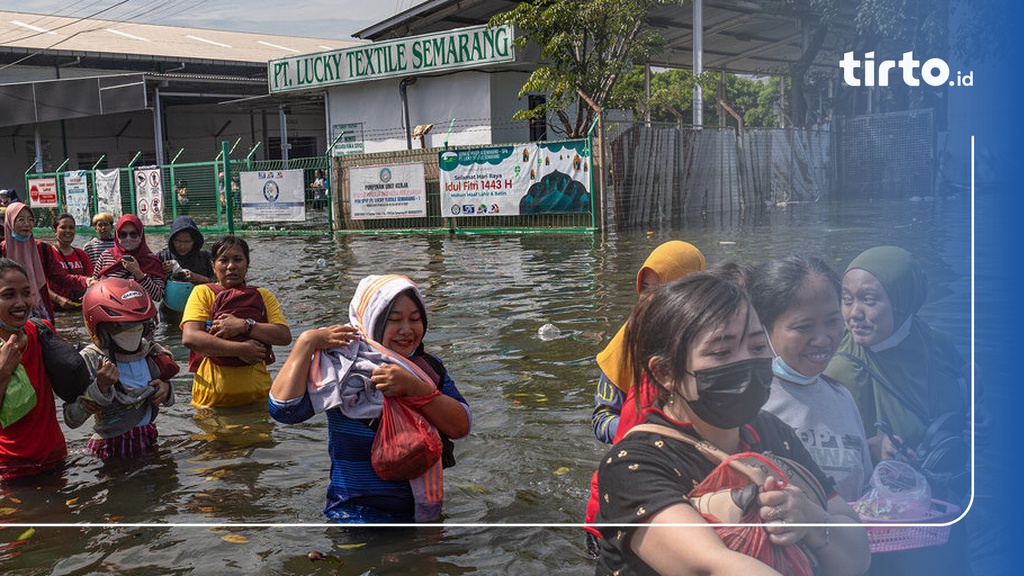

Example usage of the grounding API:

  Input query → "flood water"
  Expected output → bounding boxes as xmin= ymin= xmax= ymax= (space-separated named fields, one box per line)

xmin=1 ymin=197 xmax=980 ymax=575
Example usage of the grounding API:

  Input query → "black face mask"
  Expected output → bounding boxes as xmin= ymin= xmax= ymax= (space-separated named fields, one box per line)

xmin=685 ymin=357 xmax=773 ymax=429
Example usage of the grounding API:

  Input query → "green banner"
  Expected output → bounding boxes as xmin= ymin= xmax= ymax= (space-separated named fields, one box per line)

xmin=269 ymin=24 xmax=515 ymax=93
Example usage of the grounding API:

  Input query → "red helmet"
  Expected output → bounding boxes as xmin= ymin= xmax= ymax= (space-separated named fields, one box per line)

xmin=82 ymin=277 xmax=156 ymax=344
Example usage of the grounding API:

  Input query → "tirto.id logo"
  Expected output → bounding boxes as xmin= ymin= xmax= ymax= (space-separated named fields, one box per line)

xmin=840 ymin=52 xmax=973 ymax=87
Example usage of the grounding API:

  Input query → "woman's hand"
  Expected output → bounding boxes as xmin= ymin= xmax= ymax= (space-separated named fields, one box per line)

xmin=0 ymin=333 xmax=23 ymax=382
xmin=94 ymin=358 xmax=119 ymax=394
xmin=122 ymin=256 xmax=143 ymax=279
xmin=210 ymin=313 xmax=246 ymax=339
xmin=148 ymin=379 xmax=171 ymax=405
xmin=372 ymin=364 xmax=436 ymax=397
xmin=758 ymin=476 xmax=828 ymax=547
xmin=235 ymin=339 xmax=268 ymax=365
xmin=161 ymin=260 xmax=174 ymax=274
xmin=298 ymin=325 xmax=359 ymax=350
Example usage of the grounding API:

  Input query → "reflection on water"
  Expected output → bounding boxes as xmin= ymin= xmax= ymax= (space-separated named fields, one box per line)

xmin=1 ymin=198 xmax=979 ymax=575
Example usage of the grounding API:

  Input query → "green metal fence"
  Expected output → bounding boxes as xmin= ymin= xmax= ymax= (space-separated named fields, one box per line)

xmin=333 ymin=138 xmax=598 ymax=234
xmin=21 ymin=136 xmax=599 ymax=236
xmin=22 ymin=145 xmax=333 ymax=236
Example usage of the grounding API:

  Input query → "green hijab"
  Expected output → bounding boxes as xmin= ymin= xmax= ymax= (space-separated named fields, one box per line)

xmin=824 ymin=246 xmax=967 ymax=448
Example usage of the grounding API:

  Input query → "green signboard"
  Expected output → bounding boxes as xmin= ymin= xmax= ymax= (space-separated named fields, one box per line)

xmin=269 ymin=24 xmax=516 ymax=93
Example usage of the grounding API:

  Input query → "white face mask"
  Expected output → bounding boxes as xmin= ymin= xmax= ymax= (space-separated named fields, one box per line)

xmin=110 ymin=324 xmax=144 ymax=352
xmin=120 ymin=236 xmax=142 ymax=251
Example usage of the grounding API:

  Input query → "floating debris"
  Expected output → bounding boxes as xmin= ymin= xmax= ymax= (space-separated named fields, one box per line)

xmin=537 ymin=323 xmax=560 ymax=341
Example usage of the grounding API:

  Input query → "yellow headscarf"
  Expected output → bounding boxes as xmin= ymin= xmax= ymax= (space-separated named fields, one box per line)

xmin=596 ymin=241 xmax=706 ymax=391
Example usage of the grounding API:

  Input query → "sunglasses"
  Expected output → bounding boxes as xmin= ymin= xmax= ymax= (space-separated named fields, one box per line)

xmin=118 ymin=231 xmax=140 ymax=239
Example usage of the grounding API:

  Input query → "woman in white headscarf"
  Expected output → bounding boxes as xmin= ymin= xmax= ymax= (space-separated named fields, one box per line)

xmin=270 ymin=274 xmax=471 ymax=523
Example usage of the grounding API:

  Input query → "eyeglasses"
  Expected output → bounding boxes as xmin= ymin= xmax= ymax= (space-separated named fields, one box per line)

xmin=118 ymin=231 xmax=140 ymax=239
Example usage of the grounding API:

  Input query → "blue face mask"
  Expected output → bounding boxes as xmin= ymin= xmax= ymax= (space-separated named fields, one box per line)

xmin=771 ymin=355 xmax=819 ymax=385
xmin=11 ymin=231 xmax=31 ymax=242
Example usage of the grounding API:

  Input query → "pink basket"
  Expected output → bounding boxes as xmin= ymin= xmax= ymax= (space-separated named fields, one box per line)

xmin=860 ymin=499 xmax=961 ymax=554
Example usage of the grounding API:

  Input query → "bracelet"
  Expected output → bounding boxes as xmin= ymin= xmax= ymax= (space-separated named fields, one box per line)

xmin=809 ymin=513 xmax=831 ymax=551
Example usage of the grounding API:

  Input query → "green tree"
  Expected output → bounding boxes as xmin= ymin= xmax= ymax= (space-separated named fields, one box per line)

xmin=491 ymin=0 xmax=681 ymax=137
xmin=611 ymin=67 xmax=783 ymax=128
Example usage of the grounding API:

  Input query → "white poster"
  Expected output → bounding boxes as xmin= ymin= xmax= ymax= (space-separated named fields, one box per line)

xmin=94 ymin=169 xmax=122 ymax=218
xmin=349 ymin=162 xmax=427 ymax=220
xmin=63 ymin=170 xmax=91 ymax=225
xmin=239 ymin=169 xmax=305 ymax=222
xmin=134 ymin=167 xmax=164 ymax=226
xmin=26 ymin=177 xmax=58 ymax=208
xmin=438 ymin=140 xmax=591 ymax=217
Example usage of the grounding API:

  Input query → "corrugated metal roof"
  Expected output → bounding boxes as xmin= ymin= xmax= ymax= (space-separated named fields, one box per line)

xmin=354 ymin=0 xmax=857 ymax=75
xmin=0 ymin=10 xmax=363 ymax=65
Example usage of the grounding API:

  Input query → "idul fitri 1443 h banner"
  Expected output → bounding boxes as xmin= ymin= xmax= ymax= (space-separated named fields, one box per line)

xmin=438 ymin=140 xmax=591 ymax=217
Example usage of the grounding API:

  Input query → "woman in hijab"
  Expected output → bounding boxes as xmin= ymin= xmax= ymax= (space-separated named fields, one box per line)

xmin=824 ymin=246 xmax=968 ymax=460
xmin=591 ymin=240 xmax=706 ymax=443
xmin=269 ymin=274 xmax=471 ymax=523
xmin=0 ymin=203 xmax=91 ymax=322
xmin=824 ymin=248 xmax=973 ymax=576
xmin=93 ymin=215 xmax=166 ymax=304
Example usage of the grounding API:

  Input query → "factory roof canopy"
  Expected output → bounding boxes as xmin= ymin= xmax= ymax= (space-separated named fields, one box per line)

xmin=0 ymin=10 xmax=360 ymax=74
xmin=354 ymin=0 xmax=857 ymax=75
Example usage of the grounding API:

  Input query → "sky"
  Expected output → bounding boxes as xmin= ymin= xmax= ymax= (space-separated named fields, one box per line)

xmin=1 ymin=0 xmax=423 ymax=40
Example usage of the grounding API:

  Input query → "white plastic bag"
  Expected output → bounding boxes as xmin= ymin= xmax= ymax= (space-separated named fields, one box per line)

xmin=853 ymin=460 xmax=932 ymax=520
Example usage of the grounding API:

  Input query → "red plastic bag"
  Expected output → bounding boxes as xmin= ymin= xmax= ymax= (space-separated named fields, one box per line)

xmin=689 ymin=452 xmax=817 ymax=576
xmin=371 ymin=393 xmax=443 ymax=481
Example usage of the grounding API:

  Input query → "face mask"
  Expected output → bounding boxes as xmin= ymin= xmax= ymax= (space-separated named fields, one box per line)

xmin=772 ymin=356 xmax=819 ymax=385
xmin=11 ymin=231 xmax=31 ymax=242
xmin=110 ymin=324 xmax=144 ymax=352
xmin=120 ymin=236 xmax=142 ymax=251
xmin=685 ymin=357 xmax=773 ymax=429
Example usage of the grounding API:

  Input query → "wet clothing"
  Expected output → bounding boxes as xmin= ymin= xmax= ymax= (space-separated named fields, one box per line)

xmin=187 ymin=284 xmax=274 ymax=371
xmin=48 ymin=245 xmax=93 ymax=305
xmin=182 ymin=283 xmax=287 ymax=407
xmin=86 ymin=421 xmax=158 ymax=459
xmin=64 ymin=343 xmax=177 ymax=458
xmin=269 ymin=353 xmax=468 ymax=523
xmin=156 ymin=216 xmax=213 ymax=323
xmin=269 ymin=274 xmax=471 ymax=523
xmin=763 ymin=374 xmax=872 ymax=502
xmin=594 ymin=410 xmax=835 ymax=576
xmin=94 ymin=214 xmax=166 ymax=303
xmin=83 ymin=237 xmax=115 ymax=267
xmin=824 ymin=246 xmax=968 ymax=449
xmin=51 ymin=245 xmax=93 ymax=277
xmin=0 ymin=321 xmax=68 ymax=480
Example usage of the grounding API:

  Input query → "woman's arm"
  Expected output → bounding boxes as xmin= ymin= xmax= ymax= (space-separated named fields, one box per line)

xmin=592 ymin=372 xmax=623 ymax=443
xmin=759 ymin=477 xmax=870 ymax=576
xmin=208 ymin=313 xmax=292 ymax=346
xmin=270 ymin=326 xmax=357 ymax=401
xmin=631 ymin=504 xmax=785 ymax=576
xmin=370 ymin=364 xmax=470 ymax=438
xmin=181 ymin=320 xmax=267 ymax=365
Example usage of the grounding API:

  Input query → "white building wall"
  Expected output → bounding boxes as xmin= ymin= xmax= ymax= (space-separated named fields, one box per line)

xmin=490 ymin=71 xmax=532 ymax=144
xmin=326 ymin=70 xmax=535 ymax=154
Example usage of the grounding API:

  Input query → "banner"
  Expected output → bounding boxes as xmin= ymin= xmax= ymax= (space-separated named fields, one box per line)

xmin=439 ymin=140 xmax=591 ymax=217
xmin=349 ymin=163 xmax=427 ymax=220
xmin=239 ymin=169 xmax=305 ymax=222
xmin=133 ymin=167 xmax=164 ymax=226
xmin=26 ymin=177 xmax=58 ymax=208
xmin=94 ymin=168 xmax=122 ymax=219
xmin=269 ymin=24 xmax=515 ymax=92
xmin=62 ymin=171 xmax=91 ymax=225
